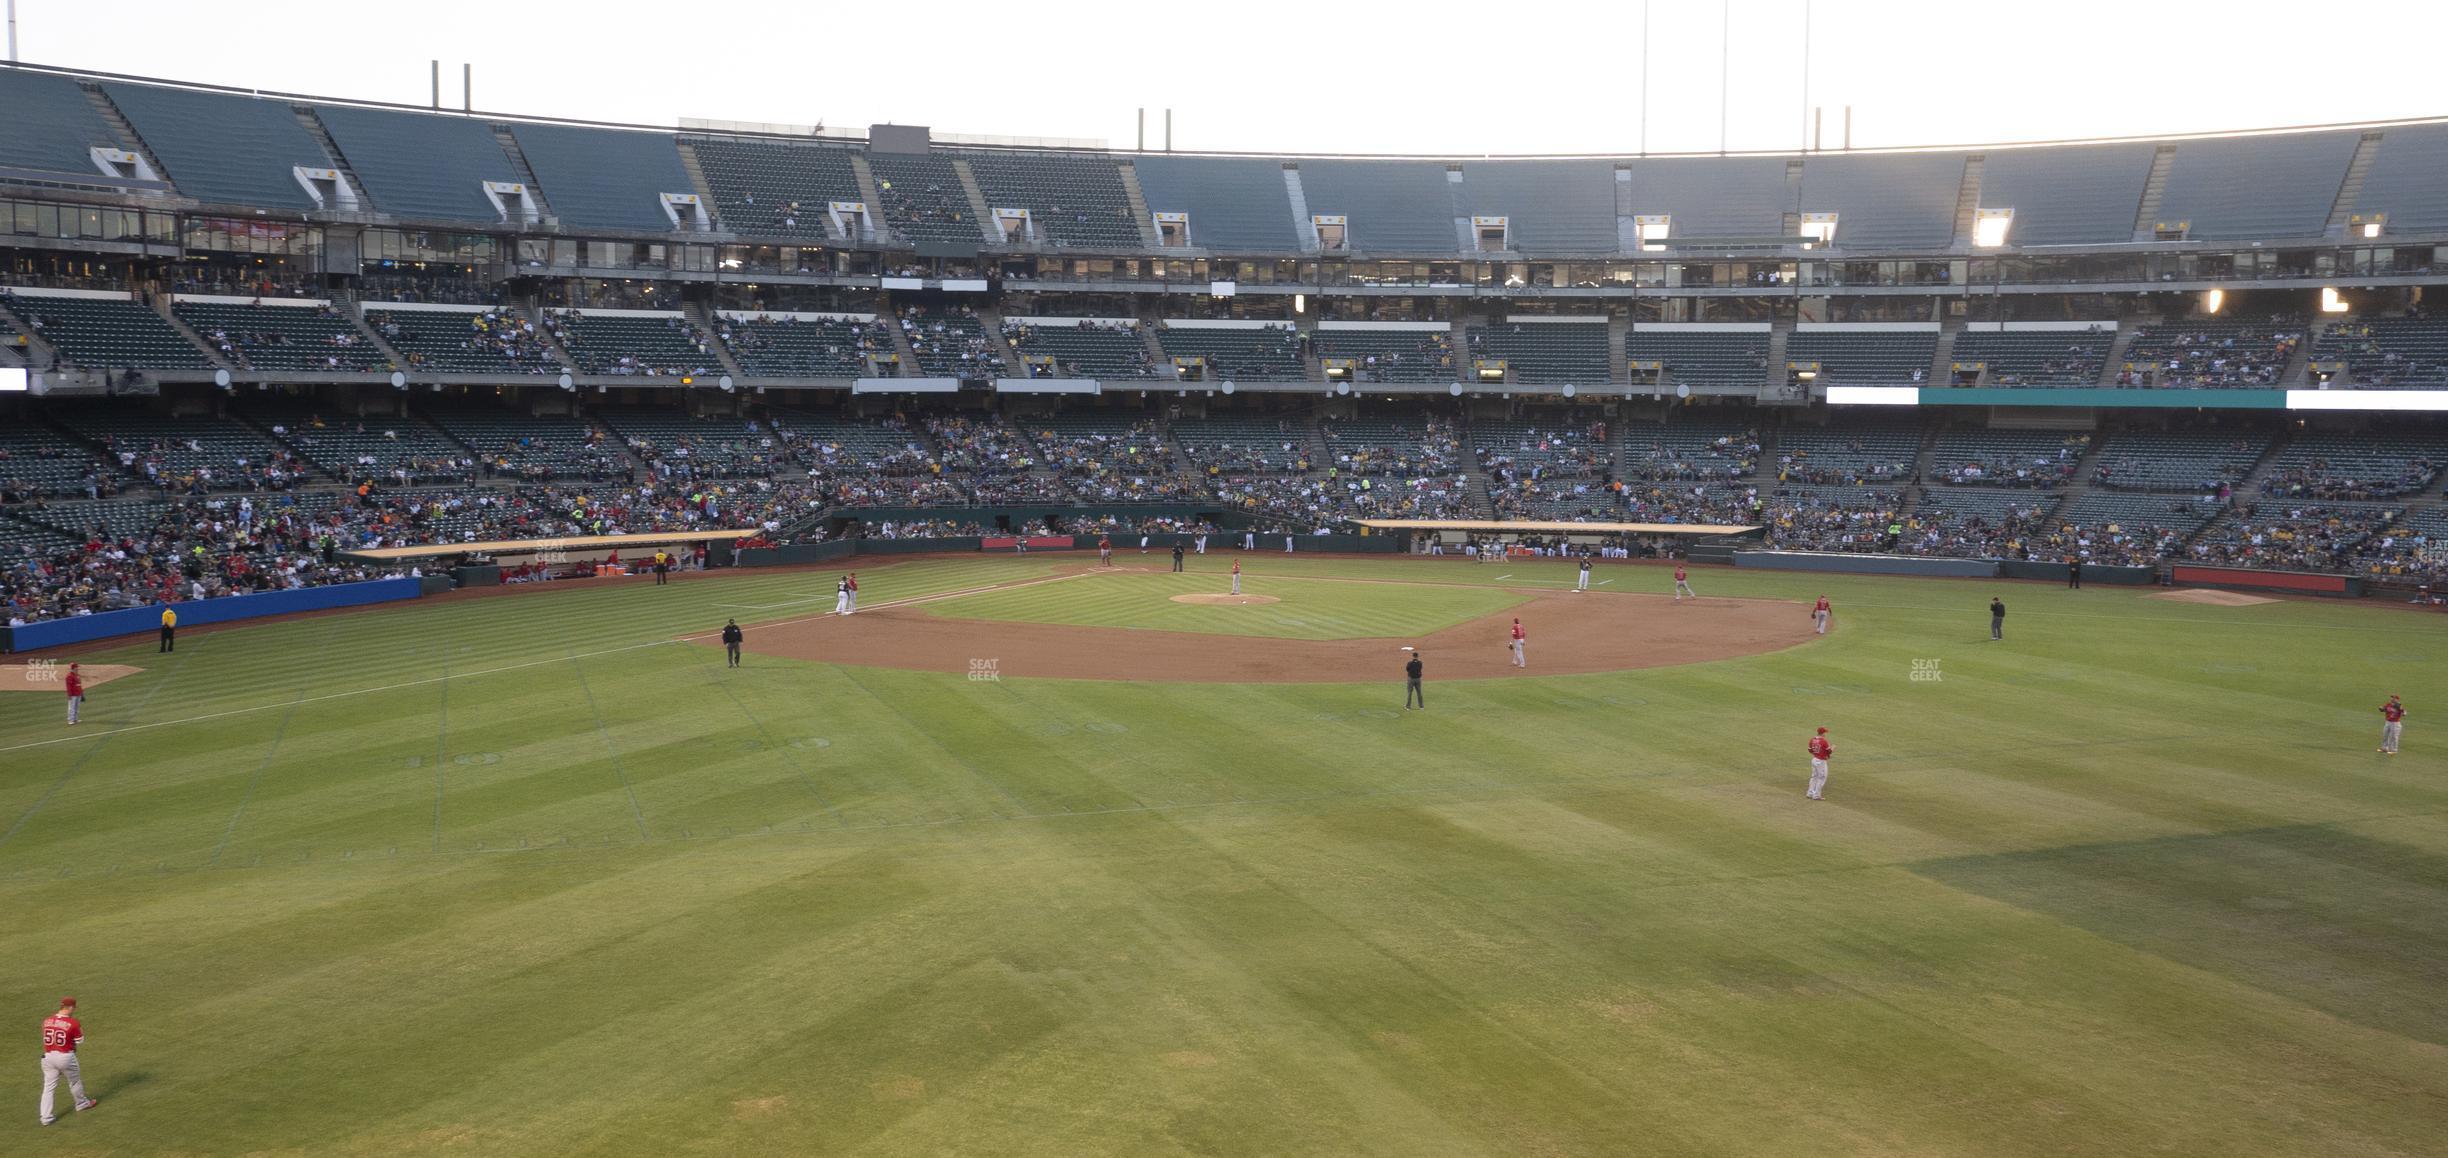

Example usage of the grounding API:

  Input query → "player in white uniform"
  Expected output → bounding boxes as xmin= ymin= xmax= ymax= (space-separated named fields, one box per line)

xmin=834 ymin=576 xmax=851 ymax=615
xmin=1575 ymin=558 xmax=1592 ymax=591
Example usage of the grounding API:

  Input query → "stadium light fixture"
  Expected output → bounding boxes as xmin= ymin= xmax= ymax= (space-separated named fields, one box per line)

xmin=1972 ymin=208 xmax=2013 ymax=248
xmin=1294 ymin=294 xmax=1306 ymax=315
xmin=2203 ymin=288 xmax=2224 ymax=314
xmin=2321 ymin=287 xmax=2350 ymax=313
xmin=1800 ymin=212 xmax=1838 ymax=248
xmin=2362 ymin=220 xmax=2384 ymax=239
xmin=1635 ymin=215 xmax=1670 ymax=252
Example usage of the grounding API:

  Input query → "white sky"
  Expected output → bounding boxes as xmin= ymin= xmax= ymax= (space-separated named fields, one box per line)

xmin=11 ymin=0 xmax=2447 ymax=155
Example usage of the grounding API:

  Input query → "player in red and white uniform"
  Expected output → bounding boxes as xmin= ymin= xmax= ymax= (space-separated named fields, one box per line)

xmin=1812 ymin=596 xmax=1832 ymax=635
xmin=1509 ymin=617 xmax=1527 ymax=668
xmin=1230 ymin=559 xmax=1242 ymax=595
xmin=1674 ymin=564 xmax=1695 ymax=601
xmin=1806 ymin=728 xmax=1833 ymax=800
xmin=38 ymin=997 xmax=96 ymax=1126
xmin=845 ymin=573 xmax=859 ymax=614
xmin=2379 ymin=695 xmax=2405 ymax=754
xmin=1098 ymin=536 xmax=1113 ymax=567
xmin=63 ymin=664 xmax=83 ymax=726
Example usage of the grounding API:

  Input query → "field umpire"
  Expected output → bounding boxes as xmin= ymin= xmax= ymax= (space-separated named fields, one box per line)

xmin=1405 ymin=651 xmax=1425 ymax=710
xmin=721 ymin=618 xmax=744 ymax=668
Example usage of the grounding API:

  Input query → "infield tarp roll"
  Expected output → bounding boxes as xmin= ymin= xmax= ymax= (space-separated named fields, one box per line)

xmin=7 ymin=577 xmax=425 ymax=652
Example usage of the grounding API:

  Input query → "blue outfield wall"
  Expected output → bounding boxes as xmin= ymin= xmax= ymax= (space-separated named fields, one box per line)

xmin=4 ymin=577 xmax=425 ymax=653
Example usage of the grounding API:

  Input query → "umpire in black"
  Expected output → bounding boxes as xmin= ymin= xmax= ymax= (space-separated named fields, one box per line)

xmin=1990 ymin=597 xmax=2006 ymax=641
xmin=1171 ymin=543 xmax=1186 ymax=572
xmin=2066 ymin=557 xmax=2082 ymax=589
xmin=721 ymin=618 xmax=744 ymax=667
xmin=1404 ymin=650 xmax=1425 ymax=709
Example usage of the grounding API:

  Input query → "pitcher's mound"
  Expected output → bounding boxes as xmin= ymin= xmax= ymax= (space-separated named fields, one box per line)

xmin=1170 ymin=593 xmax=1282 ymax=605
xmin=0 ymin=663 xmax=143 ymax=693
xmin=2149 ymin=589 xmax=2277 ymax=607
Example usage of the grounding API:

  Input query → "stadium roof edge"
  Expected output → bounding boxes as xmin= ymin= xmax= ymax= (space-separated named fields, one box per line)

xmin=5 ymin=59 xmax=2448 ymax=163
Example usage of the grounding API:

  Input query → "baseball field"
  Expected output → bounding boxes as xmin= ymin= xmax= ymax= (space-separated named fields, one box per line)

xmin=1 ymin=552 xmax=2442 ymax=1155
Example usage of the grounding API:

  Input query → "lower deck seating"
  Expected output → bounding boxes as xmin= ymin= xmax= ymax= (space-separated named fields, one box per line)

xmin=52 ymin=410 xmax=311 ymax=492
xmin=1774 ymin=423 xmax=1921 ymax=485
xmin=1764 ymin=485 xmax=1908 ymax=552
xmin=244 ymin=405 xmax=474 ymax=485
xmin=1318 ymin=417 xmax=1463 ymax=476
xmin=2054 ymin=491 xmax=2224 ymax=564
xmin=2091 ymin=430 xmax=2266 ymax=492
xmin=1622 ymin=421 xmax=1759 ymax=482
xmin=2258 ymin=430 xmax=2443 ymax=500
xmin=1173 ymin=416 xmax=1314 ymax=473
xmin=422 ymin=408 xmax=628 ymax=481
xmin=1926 ymin=428 xmax=2089 ymax=488
xmin=0 ymin=423 xmax=122 ymax=500
xmin=2190 ymin=501 xmax=2401 ymax=570
xmin=598 ymin=409 xmax=794 ymax=480
xmin=1910 ymin=488 xmax=2062 ymax=558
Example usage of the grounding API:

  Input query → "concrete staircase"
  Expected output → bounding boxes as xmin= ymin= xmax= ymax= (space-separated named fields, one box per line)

xmin=1764 ymin=323 xmax=1793 ymax=393
xmin=0 ymin=297 xmax=59 ymax=368
xmin=2131 ymin=145 xmax=2177 ymax=241
xmin=154 ymin=299 xmax=236 ymax=373
xmin=672 ymin=141 xmax=722 ymax=230
xmin=949 ymin=159 xmax=1000 ymax=246
xmin=2277 ymin=323 xmax=2318 ymax=386
xmin=848 ymin=154 xmax=891 ymax=245
xmin=685 ymin=302 xmax=747 ymax=380
xmin=1899 ymin=423 xmax=1942 ymax=517
xmin=2325 ymin=130 xmax=2387 ymax=236
xmin=973 ymin=306 xmax=1027 ymax=377
xmin=1283 ymin=166 xmax=1314 ymax=251
xmin=290 ymin=107 xmax=367 ymax=212
xmin=491 ymin=128 xmax=555 ymax=221
xmin=79 ymin=84 xmax=170 ymax=184
xmin=2095 ymin=321 xmax=2141 ymax=386
xmin=1951 ymin=155 xmax=1985 ymax=245
xmin=328 ymin=286 xmax=410 ymax=370
xmin=1929 ymin=325 xmax=1961 ymax=385
xmin=1116 ymin=161 xmax=1162 ymax=249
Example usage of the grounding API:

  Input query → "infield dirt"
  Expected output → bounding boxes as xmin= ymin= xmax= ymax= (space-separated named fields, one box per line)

xmin=726 ymin=582 xmax=1811 ymax=682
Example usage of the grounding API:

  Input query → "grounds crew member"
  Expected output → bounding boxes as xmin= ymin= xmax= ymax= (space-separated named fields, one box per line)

xmin=722 ymin=619 xmax=744 ymax=668
xmin=653 ymin=550 xmax=671 ymax=585
xmin=158 ymin=606 xmax=176 ymax=653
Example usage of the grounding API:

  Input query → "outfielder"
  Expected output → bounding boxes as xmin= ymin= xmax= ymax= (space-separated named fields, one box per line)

xmin=1230 ymin=559 xmax=1242 ymax=595
xmin=1509 ymin=617 xmax=1527 ymax=668
xmin=1673 ymin=564 xmax=1695 ymax=601
xmin=1812 ymin=595 xmax=1831 ymax=635
xmin=1576 ymin=558 xmax=1592 ymax=591
xmin=835 ymin=575 xmax=852 ymax=615
xmin=38 ymin=997 xmax=96 ymax=1126
xmin=63 ymin=664 xmax=83 ymax=725
xmin=1098 ymin=536 xmax=1113 ymax=566
xmin=2380 ymin=694 xmax=2405 ymax=754
xmin=1806 ymin=727 xmax=1833 ymax=799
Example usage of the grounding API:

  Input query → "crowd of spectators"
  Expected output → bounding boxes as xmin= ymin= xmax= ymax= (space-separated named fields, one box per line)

xmin=1320 ymin=418 xmax=1462 ymax=477
xmin=1624 ymin=428 xmax=1758 ymax=483
xmin=371 ymin=309 xmax=563 ymax=375
xmin=2261 ymin=454 xmax=2439 ymax=501
xmin=1774 ymin=440 xmax=1915 ymax=486
xmin=2188 ymin=503 xmax=2397 ymax=571
xmin=356 ymin=272 xmax=502 ymax=306
xmin=1762 ymin=488 xmax=1907 ymax=552
xmin=196 ymin=305 xmax=383 ymax=372
xmin=900 ymin=308 xmax=1006 ymax=377
xmin=1931 ymin=435 xmax=2087 ymax=488
xmin=2116 ymin=318 xmax=2301 ymax=388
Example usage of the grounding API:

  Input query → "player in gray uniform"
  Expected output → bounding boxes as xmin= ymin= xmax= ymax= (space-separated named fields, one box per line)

xmin=1576 ymin=557 xmax=1592 ymax=591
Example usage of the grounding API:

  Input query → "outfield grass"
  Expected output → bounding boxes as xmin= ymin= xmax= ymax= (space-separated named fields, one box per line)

xmin=2 ymin=554 xmax=2443 ymax=1155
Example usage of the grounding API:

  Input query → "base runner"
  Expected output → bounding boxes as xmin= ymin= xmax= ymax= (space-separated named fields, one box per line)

xmin=2380 ymin=694 xmax=2405 ymax=754
xmin=1509 ymin=617 xmax=1527 ymax=668
xmin=38 ymin=997 xmax=96 ymax=1126
xmin=1812 ymin=595 xmax=1831 ymax=635
xmin=1807 ymin=727 xmax=1833 ymax=800
xmin=1674 ymin=564 xmax=1695 ymax=601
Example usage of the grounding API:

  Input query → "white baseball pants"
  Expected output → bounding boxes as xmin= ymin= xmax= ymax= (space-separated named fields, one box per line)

xmin=2382 ymin=721 xmax=2402 ymax=753
xmin=1814 ymin=610 xmax=1829 ymax=634
xmin=1808 ymin=759 xmax=1829 ymax=799
xmin=1511 ymin=640 xmax=1525 ymax=667
xmin=40 ymin=1051 xmax=87 ymax=1124
xmin=65 ymin=695 xmax=80 ymax=724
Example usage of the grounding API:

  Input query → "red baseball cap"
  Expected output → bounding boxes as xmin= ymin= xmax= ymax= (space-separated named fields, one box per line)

xmin=1816 ymin=727 xmax=1828 ymax=734
xmin=59 ymin=997 xmax=75 ymax=1008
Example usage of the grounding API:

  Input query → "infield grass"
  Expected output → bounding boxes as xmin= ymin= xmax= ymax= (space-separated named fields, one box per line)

xmin=1 ymin=552 xmax=2443 ymax=1155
